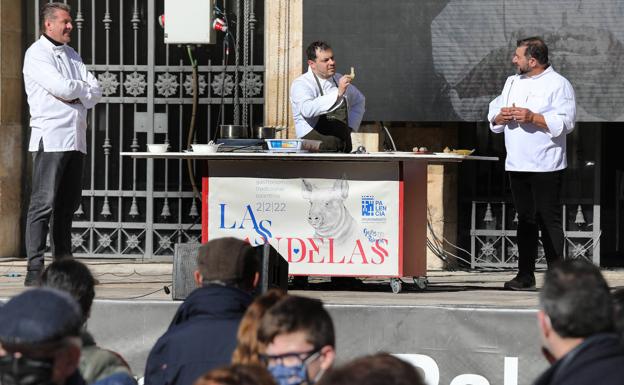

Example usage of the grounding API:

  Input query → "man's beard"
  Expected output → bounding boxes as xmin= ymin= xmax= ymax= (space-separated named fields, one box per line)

xmin=516 ymin=64 xmax=530 ymax=75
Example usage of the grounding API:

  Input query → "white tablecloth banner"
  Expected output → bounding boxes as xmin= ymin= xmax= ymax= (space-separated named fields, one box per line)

xmin=206 ymin=176 xmax=401 ymax=276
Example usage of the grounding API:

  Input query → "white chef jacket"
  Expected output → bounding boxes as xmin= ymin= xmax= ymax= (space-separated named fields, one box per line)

xmin=487 ymin=66 xmax=576 ymax=172
xmin=290 ymin=67 xmax=365 ymax=138
xmin=23 ymin=36 xmax=102 ymax=154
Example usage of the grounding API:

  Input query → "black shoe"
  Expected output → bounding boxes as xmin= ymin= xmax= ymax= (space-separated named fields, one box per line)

xmin=504 ymin=274 xmax=536 ymax=291
xmin=24 ymin=269 xmax=42 ymax=287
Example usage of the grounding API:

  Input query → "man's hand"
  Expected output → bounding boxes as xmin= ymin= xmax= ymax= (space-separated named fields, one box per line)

xmin=493 ymin=107 xmax=514 ymax=125
xmin=337 ymin=75 xmax=352 ymax=97
xmin=511 ymin=106 xmax=549 ymax=130
xmin=493 ymin=105 xmax=549 ymax=131
xmin=510 ymin=106 xmax=535 ymax=123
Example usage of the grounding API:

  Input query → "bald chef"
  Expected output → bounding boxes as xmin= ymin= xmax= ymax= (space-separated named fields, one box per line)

xmin=290 ymin=41 xmax=365 ymax=153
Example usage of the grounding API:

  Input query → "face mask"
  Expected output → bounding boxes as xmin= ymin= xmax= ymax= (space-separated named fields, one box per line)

xmin=268 ymin=363 xmax=309 ymax=385
xmin=0 ymin=354 xmax=55 ymax=385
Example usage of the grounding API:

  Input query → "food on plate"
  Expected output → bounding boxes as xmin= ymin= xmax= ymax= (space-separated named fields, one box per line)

xmin=452 ymin=149 xmax=475 ymax=156
xmin=436 ymin=147 xmax=475 ymax=156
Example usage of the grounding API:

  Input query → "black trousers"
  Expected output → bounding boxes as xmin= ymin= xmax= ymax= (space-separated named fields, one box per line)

xmin=508 ymin=170 xmax=564 ymax=277
xmin=25 ymin=141 xmax=84 ymax=271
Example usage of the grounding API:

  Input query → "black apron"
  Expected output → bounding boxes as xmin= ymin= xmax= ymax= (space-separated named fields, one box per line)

xmin=311 ymin=74 xmax=352 ymax=153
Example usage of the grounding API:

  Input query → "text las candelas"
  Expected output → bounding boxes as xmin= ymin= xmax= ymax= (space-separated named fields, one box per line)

xmin=219 ymin=203 xmax=390 ymax=265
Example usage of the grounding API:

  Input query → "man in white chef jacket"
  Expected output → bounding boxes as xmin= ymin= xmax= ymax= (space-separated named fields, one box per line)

xmin=290 ymin=41 xmax=365 ymax=153
xmin=488 ymin=37 xmax=576 ymax=291
xmin=22 ymin=2 xmax=101 ymax=286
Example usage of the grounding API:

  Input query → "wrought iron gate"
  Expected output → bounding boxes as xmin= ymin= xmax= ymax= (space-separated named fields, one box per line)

xmin=470 ymin=201 xmax=601 ymax=268
xmin=27 ymin=0 xmax=264 ymax=259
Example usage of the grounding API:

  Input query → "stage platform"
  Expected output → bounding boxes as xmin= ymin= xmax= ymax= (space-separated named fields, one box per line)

xmin=2 ymin=259 xmax=623 ymax=385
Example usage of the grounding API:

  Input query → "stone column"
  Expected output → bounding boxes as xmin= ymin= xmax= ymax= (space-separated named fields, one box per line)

xmin=264 ymin=0 xmax=302 ymax=138
xmin=0 ymin=0 xmax=24 ymax=258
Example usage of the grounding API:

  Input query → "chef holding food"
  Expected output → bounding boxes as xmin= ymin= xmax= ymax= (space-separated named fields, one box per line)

xmin=487 ymin=37 xmax=576 ymax=291
xmin=290 ymin=41 xmax=365 ymax=153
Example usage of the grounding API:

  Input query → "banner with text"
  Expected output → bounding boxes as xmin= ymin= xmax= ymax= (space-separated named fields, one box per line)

xmin=206 ymin=176 xmax=401 ymax=276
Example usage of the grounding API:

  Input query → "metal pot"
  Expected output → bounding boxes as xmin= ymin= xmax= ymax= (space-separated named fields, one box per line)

xmin=219 ymin=124 xmax=248 ymax=139
xmin=254 ymin=126 xmax=285 ymax=139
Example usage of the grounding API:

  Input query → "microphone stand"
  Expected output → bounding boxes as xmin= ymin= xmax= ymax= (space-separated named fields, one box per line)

xmin=213 ymin=4 xmax=237 ymax=141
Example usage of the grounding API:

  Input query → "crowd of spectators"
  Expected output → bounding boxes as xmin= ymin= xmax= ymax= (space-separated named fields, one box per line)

xmin=1 ymin=238 xmax=624 ymax=385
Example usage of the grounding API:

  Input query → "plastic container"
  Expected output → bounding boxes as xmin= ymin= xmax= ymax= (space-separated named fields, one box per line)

xmin=265 ymin=139 xmax=303 ymax=152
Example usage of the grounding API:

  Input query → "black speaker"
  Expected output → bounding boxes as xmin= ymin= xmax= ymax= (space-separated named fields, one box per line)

xmin=254 ymin=242 xmax=289 ymax=293
xmin=172 ymin=243 xmax=200 ymax=300
xmin=172 ymin=242 xmax=289 ymax=300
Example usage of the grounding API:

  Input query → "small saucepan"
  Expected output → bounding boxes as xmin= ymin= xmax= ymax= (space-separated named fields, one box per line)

xmin=219 ymin=124 xmax=248 ymax=139
xmin=254 ymin=126 xmax=286 ymax=139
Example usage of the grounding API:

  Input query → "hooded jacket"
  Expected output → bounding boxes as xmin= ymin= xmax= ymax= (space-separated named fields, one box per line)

xmin=144 ymin=285 xmax=252 ymax=385
xmin=533 ymin=333 xmax=624 ymax=385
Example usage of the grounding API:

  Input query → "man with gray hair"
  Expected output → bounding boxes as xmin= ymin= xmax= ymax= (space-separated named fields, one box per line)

xmin=145 ymin=237 xmax=261 ymax=385
xmin=23 ymin=2 xmax=101 ymax=286
xmin=534 ymin=260 xmax=624 ymax=385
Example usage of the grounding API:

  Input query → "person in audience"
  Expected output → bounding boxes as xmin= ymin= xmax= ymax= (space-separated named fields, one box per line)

xmin=145 ymin=237 xmax=261 ymax=385
xmin=232 ymin=289 xmax=288 ymax=365
xmin=611 ymin=288 xmax=624 ymax=345
xmin=40 ymin=259 xmax=135 ymax=384
xmin=258 ymin=296 xmax=336 ymax=385
xmin=316 ymin=353 xmax=425 ymax=385
xmin=194 ymin=364 xmax=276 ymax=385
xmin=533 ymin=260 xmax=624 ymax=385
xmin=0 ymin=288 xmax=85 ymax=385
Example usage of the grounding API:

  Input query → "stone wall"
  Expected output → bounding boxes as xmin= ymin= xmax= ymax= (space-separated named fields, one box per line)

xmin=0 ymin=0 xmax=23 ymax=258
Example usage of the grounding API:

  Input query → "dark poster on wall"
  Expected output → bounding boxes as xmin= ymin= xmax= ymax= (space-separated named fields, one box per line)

xmin=303 ymin=0 xmax=624 ymax=122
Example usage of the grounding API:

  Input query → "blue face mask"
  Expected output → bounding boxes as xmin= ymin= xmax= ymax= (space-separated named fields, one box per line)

xmin=268 ymin=363 xmax=309 ymax=385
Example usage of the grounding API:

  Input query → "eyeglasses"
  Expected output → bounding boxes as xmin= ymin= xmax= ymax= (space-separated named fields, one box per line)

xmin=259 ymin=349 xmax=321 ymax=367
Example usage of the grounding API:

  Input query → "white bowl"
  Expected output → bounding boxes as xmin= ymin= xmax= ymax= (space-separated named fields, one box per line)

xmin=192 ymin=143 xmax=222 ymax=153
xmin=147 ymin=144 xmax=169 ymax=153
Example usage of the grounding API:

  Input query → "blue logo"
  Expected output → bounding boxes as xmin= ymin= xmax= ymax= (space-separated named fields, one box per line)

xmin=361 ymin=195 xmax=386 ymax=217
